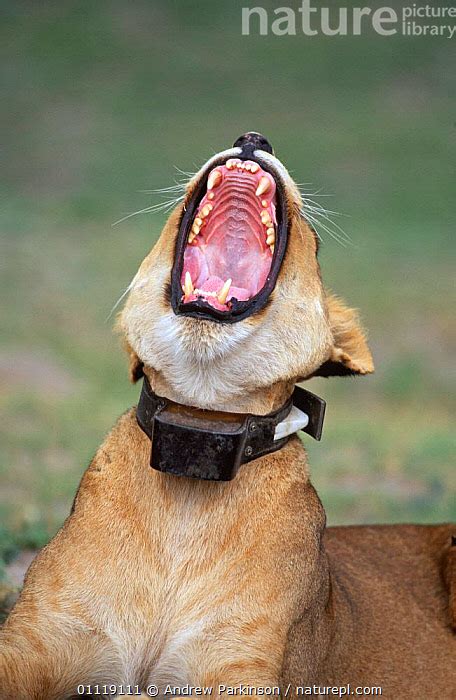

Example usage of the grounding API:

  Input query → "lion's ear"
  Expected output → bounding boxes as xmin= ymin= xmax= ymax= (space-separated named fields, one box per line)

xmin=125 ymin=343 xmax=144 ymax=383
xmin=314 ymin=293 xmax=374 ymax=377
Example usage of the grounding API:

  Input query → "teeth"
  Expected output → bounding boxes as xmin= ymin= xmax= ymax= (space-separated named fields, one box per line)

xmin=217 ymin=278 xmax=232 ymax=305
xmin=207 ymin=170 xmax=222 ymax=190
xmin=192 ymin=223 xmax=200 ymax=235
xmin=195 ymin=217 xmax=203 ymax=227
xmin=270 ymin=244 xmax=275 ymax=254
xmin=226 ymin=159 xmax=239 ymax=170
xmin=261 ymin=210 xmax=270 ymax=225
xmin=250 ymin=163 xmax=259 ymax=173
xmin=261 ymin=199 xmax=268 ymax=208
xmin=266 ymin=231 xmax=275 ymax=246
xmin=183 ymin=271 xmax=194 ymax=296
xmin=201 ymin=203 xmax=213 ymax=218
xmin=256 ymin=176 xmax=270 ymax=197
xmin=208 ymin=192 xmax=215 ymax=200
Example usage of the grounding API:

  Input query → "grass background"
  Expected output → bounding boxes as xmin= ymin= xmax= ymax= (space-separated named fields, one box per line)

xmin=1 ymin=0 xmax=455 ymax=579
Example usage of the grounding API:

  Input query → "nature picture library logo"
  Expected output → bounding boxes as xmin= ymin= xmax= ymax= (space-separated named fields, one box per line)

xmin=241 ymin=2 xmax=456 ymax=38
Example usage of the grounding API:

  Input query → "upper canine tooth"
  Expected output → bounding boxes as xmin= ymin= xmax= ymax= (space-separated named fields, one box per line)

xmin=183 ymin=271 xmax=194 ymax=296
xmin=207 ymin=170 xmax=222 ymax=190
xmin=256 ymin=176 xmax=270 ymax=197
xmin=217 ymin=278 xmax=232 ymax=305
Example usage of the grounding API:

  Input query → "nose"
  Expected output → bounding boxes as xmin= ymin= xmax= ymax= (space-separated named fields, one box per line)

xmin=233 ymin=132 xmax=274 ymax=156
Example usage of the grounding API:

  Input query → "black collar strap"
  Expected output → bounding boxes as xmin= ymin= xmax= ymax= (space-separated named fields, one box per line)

xmin=136 ymin=377 xmax=325 ymax=481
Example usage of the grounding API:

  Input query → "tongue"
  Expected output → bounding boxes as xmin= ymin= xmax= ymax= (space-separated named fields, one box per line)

xmin=203 ymin=227 xmax=271 ymax=296
xmin=198 ymin=276 xmax=250 ymax=302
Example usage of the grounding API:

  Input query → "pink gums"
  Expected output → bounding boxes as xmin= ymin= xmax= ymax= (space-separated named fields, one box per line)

xmin=181 ymin=159 xmax=277 ymax=311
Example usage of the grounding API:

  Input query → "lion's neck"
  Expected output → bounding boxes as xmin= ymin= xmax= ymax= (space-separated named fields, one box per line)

xmin=143 ymin=366 xmax=295 ymax=415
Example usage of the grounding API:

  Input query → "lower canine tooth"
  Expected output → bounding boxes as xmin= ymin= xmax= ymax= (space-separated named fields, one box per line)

xmin=183 ymin=271 xmax=194 ymax=296
xmin=256 ymin=176 xmax=270 ymax=197
xmin=217 ymin=278 xmax=232 ymax=305
xmin=207 ymin=170 xmax=222 ymax=190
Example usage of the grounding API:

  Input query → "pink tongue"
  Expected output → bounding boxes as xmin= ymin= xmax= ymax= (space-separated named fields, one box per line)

xmin=204 ymin=230 xmax=270 ymax=296
xmin=198 ymin=276 xmax=250 ymax=302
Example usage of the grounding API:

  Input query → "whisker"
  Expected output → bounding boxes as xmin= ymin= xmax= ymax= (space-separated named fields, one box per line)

xmin=303 ymin=199 xmax=346 ymax=218
xmin=112 ymin=194 xmax=184 ymax=226
xmin=174 ymin=166 xmax=197 ymax=178
xmin=304 ymin=205 xmax=351 ymax=242
xmin=106 ymin=273 xmax=138 ymax=321
xmin=302 ymin=208 xmax=350 ymax=247
xmin=138 ymin=183 xmax=186 ymax=195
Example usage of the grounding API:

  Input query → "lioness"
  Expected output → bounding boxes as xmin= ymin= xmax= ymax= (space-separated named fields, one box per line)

xmin=1 ymin=133 xmax=454 ymax=699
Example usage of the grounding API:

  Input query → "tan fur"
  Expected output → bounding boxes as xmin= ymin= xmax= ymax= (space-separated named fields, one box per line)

xmin=1 ymin=147 xmax=454 ymax=700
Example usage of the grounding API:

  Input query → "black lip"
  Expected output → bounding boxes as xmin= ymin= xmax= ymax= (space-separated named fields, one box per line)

xmin=170 ymin=152 xmax=289 ymax=323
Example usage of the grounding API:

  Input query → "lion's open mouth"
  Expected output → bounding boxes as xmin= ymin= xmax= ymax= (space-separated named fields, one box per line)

xmin=171 ymin=152 xmax=288 ymax=323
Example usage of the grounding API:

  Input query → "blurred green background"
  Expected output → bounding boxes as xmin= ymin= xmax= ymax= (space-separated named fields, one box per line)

xmin=1 ymin=0 xmax=455 ymax=582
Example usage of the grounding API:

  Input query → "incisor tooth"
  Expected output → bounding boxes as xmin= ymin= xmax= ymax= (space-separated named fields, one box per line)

xmin=183 ymin=271 xmax=194 ymax=296
xmin=256 ymin=176 xmax=270 ymax=197
xmin=250 ymin=163 xmax=259 ymax=173
xmin=217 ymin=278 xmax=232 ymax=305
xmin=207 ymin=170 xmax=222 ymax=190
